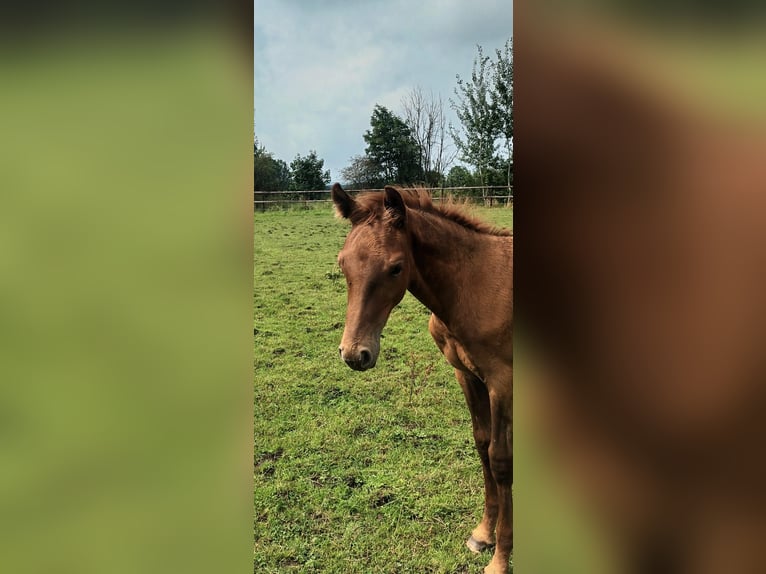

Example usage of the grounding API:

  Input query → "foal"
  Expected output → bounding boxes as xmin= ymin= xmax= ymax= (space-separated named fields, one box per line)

xmin=332 ymin=184 xmax=513 ymax=574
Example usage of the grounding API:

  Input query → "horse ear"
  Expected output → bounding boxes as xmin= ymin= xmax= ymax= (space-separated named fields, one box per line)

xmin=331 ymin=183 xmax=355 ymax=219
xmin=383 ymin=186 xmax=406 ymax=228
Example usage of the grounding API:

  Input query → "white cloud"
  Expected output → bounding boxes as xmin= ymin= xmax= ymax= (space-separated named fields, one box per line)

xmin=255 ymin=0 xmax=512 ymax=181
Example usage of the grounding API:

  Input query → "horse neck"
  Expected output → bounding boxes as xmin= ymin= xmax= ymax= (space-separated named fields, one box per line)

xmin=405 ymin=209 xmax=493 ymax=326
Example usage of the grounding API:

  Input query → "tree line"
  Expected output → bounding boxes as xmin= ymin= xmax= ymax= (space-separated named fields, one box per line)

xmin=255 ymin=39 xmax=512 ymax=198
xmin=253 ymin=143 xmax=330 ymax=198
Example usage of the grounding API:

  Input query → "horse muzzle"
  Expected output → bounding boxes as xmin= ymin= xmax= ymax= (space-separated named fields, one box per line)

xmin=338 ymin=344 xmax=378 ymax=371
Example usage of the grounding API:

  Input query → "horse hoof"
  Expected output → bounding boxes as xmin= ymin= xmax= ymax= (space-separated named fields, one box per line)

xmin=467 ymin=536 xmax=492 ymax=553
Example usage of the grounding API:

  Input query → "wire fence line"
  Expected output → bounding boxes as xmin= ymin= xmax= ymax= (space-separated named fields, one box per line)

xmin=254 ymin=186 xmax=513 ymax=211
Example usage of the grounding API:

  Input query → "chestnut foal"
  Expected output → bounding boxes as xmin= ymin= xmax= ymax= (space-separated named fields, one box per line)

xmin=332 ymin=184 xmax=513 ymax=574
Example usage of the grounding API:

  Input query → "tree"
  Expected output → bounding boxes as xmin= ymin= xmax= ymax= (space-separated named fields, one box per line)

xmin=445 ymin=165 xmax=477 ymax=188
xmin=290 ymin=150 xmax=330 ymax=199
xmin=401 ymin=87 xmax=455 ymax=187
xmin=254 ymin=139 xmax=291 ymax=191
xmin=363 ymin=105 xmax=423 ymax=185
xmin=339 ymin=155 xmax=382 ymax=189
xmin=491 ymin=39 xmax=513 ymax=190
xmin=450 ymin=45 xmax=502 ymax=198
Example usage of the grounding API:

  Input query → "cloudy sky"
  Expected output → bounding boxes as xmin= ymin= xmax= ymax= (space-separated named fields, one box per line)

xmin=254 ymin=0 xmax=513 ymax=183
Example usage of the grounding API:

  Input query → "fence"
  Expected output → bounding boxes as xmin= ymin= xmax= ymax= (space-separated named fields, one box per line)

xmin=254 ymin=186 xmax=513 ymax=211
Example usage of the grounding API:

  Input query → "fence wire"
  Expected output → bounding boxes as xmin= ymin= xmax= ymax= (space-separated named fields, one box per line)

xmin=254 ymin=186 xmax=513 ymax=211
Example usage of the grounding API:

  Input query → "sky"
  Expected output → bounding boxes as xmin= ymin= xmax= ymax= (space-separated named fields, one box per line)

xmin=254 ymin=0 xmax=513 ymax=184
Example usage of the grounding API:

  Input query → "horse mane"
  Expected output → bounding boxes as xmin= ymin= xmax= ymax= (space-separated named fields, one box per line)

xmin=348 ymin=187 xmax=513 ymax=237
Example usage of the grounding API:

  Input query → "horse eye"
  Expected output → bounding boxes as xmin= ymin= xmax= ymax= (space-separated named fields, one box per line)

xmin=389 ymin=263 xmax=403 ymax=277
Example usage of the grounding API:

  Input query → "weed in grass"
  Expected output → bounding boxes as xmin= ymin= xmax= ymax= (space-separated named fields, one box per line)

xmin=407 ymin=351 xmax=437 ymax=406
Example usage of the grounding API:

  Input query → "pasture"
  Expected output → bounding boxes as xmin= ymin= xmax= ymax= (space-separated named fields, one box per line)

xmin=254 ymin=203 xmax=513 ymax=573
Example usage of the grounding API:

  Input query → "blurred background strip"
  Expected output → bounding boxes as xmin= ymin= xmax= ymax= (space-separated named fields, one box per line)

xmin=515 ymin=1 xmax=766 ymax=573
xmin=0 ymin=3 xmax=254 ymax=574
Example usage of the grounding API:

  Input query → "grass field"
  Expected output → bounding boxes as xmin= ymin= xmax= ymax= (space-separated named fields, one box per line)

xmin=254 ymin=204 xmax=513 ymax=573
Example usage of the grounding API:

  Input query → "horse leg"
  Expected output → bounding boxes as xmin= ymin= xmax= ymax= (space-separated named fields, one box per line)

xmin=484 ymin=368 xmax=513 ymax=574
xmin=455 ymin=369 xmax=499 ymax=553
xmin=428 ymin=315 xmax=499 ymax=554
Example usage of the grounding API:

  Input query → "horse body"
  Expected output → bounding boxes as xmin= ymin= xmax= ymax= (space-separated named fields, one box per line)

xmin=332 ymin=184 xmax=513 ymax=574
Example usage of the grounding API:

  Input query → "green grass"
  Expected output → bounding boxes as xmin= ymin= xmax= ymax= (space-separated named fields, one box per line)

xmin=254 ymin=204 xmax=513 ymax=573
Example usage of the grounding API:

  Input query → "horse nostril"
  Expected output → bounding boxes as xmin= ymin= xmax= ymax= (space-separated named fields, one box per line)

xmin=338 ymin=347 xmax=343 ymax=358
xmin=360 ymin=349 xmax=372 ymax=368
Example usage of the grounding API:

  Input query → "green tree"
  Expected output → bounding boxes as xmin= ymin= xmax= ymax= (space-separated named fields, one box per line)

xmin=290 ymin=150 xmax=330 ymax=199
xmin=363 ymin=105 xmax=423 ymax=185
xmin=492 ymin=39 xmax=513 ymax=190
xmin=450 ymin=45 xmax=502 ymax=197
xmin=254 ymin=139 xmax=291 ymax=191
xmin=445 ymin=165 xmax=476 ymax=188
